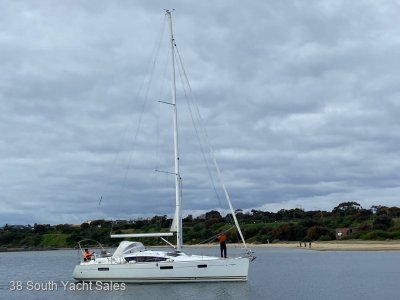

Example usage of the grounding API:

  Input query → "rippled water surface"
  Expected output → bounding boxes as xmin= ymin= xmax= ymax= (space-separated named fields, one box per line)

xmin=1 ymin=246 xmax=399 ymax=299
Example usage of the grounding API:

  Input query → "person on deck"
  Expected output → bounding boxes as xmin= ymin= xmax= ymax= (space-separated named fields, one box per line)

xmin=83 ymin=249 xmax=92 ymax=261
xmin=217 ymin=232 xmax=227 ymax=258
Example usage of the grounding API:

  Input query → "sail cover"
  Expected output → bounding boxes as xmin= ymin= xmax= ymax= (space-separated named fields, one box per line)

xmin=170 ymin=210 xmax=178 ymax=232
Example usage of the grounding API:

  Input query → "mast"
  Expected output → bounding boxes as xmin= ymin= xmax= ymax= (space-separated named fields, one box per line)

xmin=166 ymin=10 xmax=182 ymax=251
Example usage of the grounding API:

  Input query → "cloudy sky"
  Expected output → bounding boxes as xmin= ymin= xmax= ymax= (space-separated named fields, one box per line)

xmin=1 ymin=0 xmax=400 ymax=225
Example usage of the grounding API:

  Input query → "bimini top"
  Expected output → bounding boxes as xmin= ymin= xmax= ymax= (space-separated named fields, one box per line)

xmin=112 ymin=241 xmax=145 ymax=258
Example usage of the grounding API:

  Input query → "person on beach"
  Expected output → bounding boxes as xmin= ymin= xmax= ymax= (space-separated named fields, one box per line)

xmin=217 ymin=232 xmax=227 ymax=258
xmin=83 ymin=248 xmax=92 ymax=261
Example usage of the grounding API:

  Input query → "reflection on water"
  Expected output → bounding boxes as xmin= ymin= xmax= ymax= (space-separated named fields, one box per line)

xmin=0 ymin=246 xmax=399 ymax=300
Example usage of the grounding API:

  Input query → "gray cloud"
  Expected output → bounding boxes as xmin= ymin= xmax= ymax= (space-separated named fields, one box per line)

xmin=1 ymin=0 xmax=400 ymax=225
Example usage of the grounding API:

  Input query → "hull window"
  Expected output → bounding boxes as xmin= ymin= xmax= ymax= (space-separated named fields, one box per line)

xmin=160 ymin=266 xmax=173 ymax=270
xmin=125 ymin=256 xmax=168 ymax=263
xmin=197 ymin=264 xmax=207 ymax=268
xmin=98 ymin=268 xmax=109 ymax=271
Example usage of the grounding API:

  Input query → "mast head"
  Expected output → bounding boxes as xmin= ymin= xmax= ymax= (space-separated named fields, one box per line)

xmin=164 ymin=9 xmax=175 ymax=15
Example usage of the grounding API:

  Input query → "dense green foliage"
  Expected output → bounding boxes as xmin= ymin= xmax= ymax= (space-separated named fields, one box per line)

xmin=1 ymin=203 xmax=400 ymax=249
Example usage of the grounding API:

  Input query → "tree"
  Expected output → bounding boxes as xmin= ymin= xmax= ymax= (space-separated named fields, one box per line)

xmin=307 ymin=226 xmax=334 ymax=240
xmin=271 ymin=224 xmax=306 ymax=241
xmin=204 ymin=210 xmax=223 ymax=227
xmin=373 ymin=215 xmax=393 ymax=230
xmin=205 ymin=210 xmax=222 ymax=221
xmin=80 ymin=222 xmax=90 ymax=230
xmin=33 ymin=223 xmax=49 ymax=233
xmin=250 ymin=210 xmax=264 ymax=220
xmin=332 ymin=202 xmax=362 ymax=216
xmin=183 ymin=214 xmax=193 ymax=223
xmin=150 ymin=215 xmax=169 ymax=228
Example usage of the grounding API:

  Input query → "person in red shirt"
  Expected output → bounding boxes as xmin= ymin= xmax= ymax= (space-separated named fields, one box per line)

xmin=83 ymin=249 xmax=92 ymax=261
xmin=217 ymin=232 xmax=227 ymax=258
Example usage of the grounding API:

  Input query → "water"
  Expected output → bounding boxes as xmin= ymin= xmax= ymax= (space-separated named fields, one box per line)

xmin=0 ymin=246 xmax=399 ymax=300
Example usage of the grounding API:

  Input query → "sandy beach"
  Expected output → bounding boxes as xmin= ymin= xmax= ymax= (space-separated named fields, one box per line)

xmin=184 ymin=240 xmax=400 ymax=251
xmin=249 ymin=240 xmax=400 ymax=251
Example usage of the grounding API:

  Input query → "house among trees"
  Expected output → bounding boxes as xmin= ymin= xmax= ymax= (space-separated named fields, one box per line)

xmin=336 ymin=227 xmax=356 ymax=240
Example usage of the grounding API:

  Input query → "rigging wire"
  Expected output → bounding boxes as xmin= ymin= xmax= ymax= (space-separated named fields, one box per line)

xmin=121 ymin=16 xmax=168 ymax=191
xmin=174 ymin=44 xmax=246 ymax=247
xmin=98 ymin=15 xmax=167 ymax=209
xmin=197 ymin=225 xmax=236 ymax=245
xmin=174 ymin=45 xmax=225 ymax=211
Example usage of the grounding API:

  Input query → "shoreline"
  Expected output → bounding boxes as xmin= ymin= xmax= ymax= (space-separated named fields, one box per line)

xmin=185 ymin=241 xmax=400 ymax=251
xmin=2 ymin=240 xmax=400 ymax=252
xmin=249 ymin=240 xmax=400 ymax=251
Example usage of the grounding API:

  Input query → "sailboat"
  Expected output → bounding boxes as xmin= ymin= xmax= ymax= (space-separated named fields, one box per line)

xmin=73 ymin=10 xmax=254 ymax=283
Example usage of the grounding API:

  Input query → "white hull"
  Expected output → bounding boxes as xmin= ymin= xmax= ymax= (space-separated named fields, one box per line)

xmin=73 ymin=257 xmax=249 ymax=283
